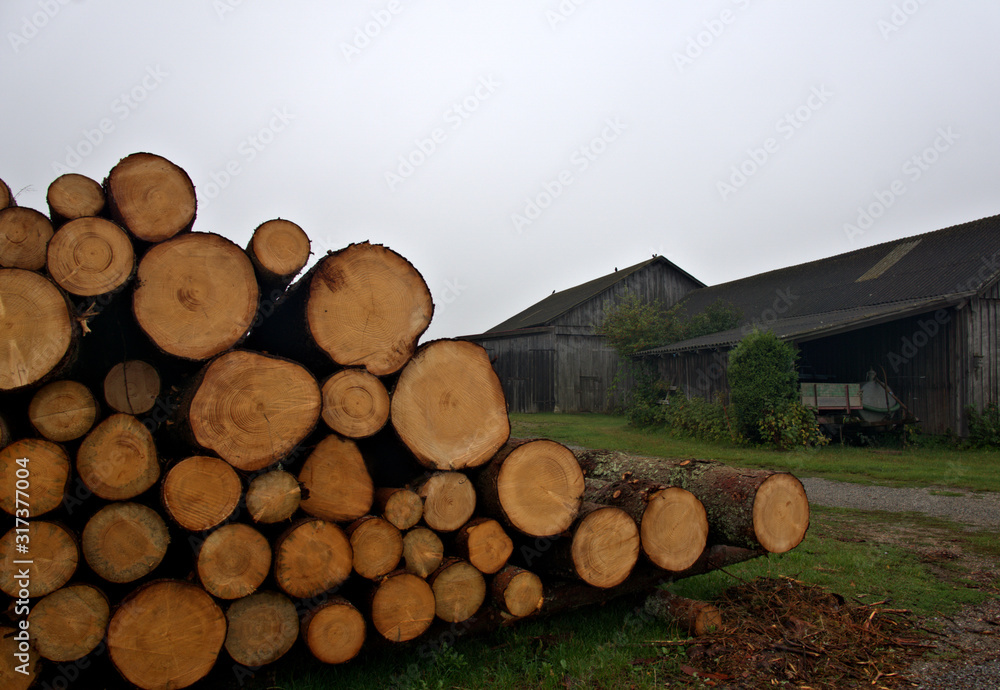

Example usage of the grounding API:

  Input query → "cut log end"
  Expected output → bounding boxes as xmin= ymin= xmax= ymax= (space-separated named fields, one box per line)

xmin=0 ymin=438 xmax=70 ymax=517
xmin=0 ymin=269 xmax=74 ymax=391
xmin=371 ymin=571 xmax=435 ymax=642
xmin=248 ymin=218 xmax=310 ymax=287
xmin=0 ymin=206 xmax=54 ymax=270
xmin=401 ymin=526 xmax=444 ymax=578
xmin=492 ymin=566 xmax=544 ymax=618
xmin=47 ymin=172 xmax=106 ymax=225
xmin=571 ymin=506 xmax=641 ymax=589
xmin=348 ymin=516 xmax=403 ymax=580
xmin=107 ymin=580 xmax=226 ymax=690
xmin=28 ymin=583 xmax=110 ymax=662
xmin=77 ymin=413 xmax=159 ymax=500
xmin=640 ymin=487 xmax=708 ymax=572
xmin=416 ymin=471 xmax=476 ymax=532
xmin=302 ymin=598 xmax=367 ymax=665
xmin=188 ymin=350 xmax=321 ymax=471
xmin=225 ymin=591 xmax=299 ymax=668
xmin=29 ymin=380 xmax=98 ymax=442
xmin=104 ymin=359 xmax=161 ymax=414
xmin=298 ymin=434 xmax=374 ymax=522
xmin=83 ymin=502 xmax=169 ymax=584
xmin=752 ymin=473 xmax=810 ymax=554
xmin=321 ymin=368 xmax=390 ymax=438
xmin=392 ymin=340 xmax=509 ymax=470
xmin=374 ymin=487 xmax=423 ymax=531
xmin=162 ymin=455 xmax=242 ymax=532
xmin=105 ymin=152 xmax=196 ymax=242
xmin=273 ymin=519 xmax=353 ymax=599
xmin=246 ymin=469 xmax=302 ymax=523
xmin=306 ymin=242 xmax=433 ymax=376
xmin=134 ymin=233 xmax=258 ymax=360
xmin=429 ymin=559 xmax=486 ymax=623
xmin=456 ymin=517 xmax=513 ymax=575
xmin=491 ymin=440 xmax=585 ymax=537
xmin=47 ymin=217 xmax=135 ymax=296
xmin=0 ymin=521 xmax=78 ymax=597
xmin=198 ymin=523 xmax=271 ymax=599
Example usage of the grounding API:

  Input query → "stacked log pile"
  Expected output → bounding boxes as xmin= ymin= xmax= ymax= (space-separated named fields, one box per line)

xmin=0 ymin=154 xmax=810 ymax=690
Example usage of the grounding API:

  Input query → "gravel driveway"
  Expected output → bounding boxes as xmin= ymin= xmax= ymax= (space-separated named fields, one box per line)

xmin=799 ymin=477 xmax=1000 ymax=528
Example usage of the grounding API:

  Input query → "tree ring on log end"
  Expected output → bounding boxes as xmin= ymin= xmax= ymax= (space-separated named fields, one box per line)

xmin=0 ymin=269 xmax=73 ymax=391
xmin=189 ymin=350 xmax=321 ymax=472
xmin=321 ymin=368 xmax=390 ymax=438
xmin=306 ymin=243 xmax=433 ymax=376
xmin=47 ymin=217 xmax=134 ymax=296
xmin=134 ymin=233 xmax=258 ymax=360
xmin=106 ymin=152 xmax=196 ymax=242
xmin=751 ymin=473 xmax=810 ymax=554
xmin=304 ymin=599 xmax=367 ymax=664
xmin=107 ymin=580 xmax=226 ymax=690
xmin=497 ymin=440 xmax=584 ymax=537
xmin=640 ymin=487 xmax=708 ymax=572
xmin=571 ymin=506 xmax=640 ymax=589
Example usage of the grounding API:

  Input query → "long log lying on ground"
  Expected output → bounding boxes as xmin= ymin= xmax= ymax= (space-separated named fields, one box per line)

xmin=575 ymin=449 xmax=810 ymax=554
xmin=585 ymin=478 xmax=708 ymax=572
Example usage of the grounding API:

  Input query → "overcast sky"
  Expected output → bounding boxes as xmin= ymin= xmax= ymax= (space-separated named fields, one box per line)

xmin=4 ymin=0 xmax=998 ymax=340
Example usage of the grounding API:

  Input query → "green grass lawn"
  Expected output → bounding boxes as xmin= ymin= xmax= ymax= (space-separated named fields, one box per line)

xmin=241 ymin=414 xmax=999 ymax=690
xmin=510 ymin=412 xmax=1000 ymax=492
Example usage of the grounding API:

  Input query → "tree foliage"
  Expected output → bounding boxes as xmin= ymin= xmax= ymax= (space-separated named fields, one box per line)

xmin=597 ymin=294 xmax=742 ymax=357
xmin=727 ymin=329 xmax=799 ymax=442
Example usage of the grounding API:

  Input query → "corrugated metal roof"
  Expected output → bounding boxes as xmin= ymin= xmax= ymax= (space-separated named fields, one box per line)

xmin=484 ymin=255 xmax=704 ymax=333
xmin=641 ymin=213 xmax=1000 ymax=355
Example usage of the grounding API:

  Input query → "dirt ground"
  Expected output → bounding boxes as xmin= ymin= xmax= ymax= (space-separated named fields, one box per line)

xmin=672 ymin=510 xmax=1000 ymax=689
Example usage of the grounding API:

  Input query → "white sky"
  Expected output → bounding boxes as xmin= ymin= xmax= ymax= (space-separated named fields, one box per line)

xmin=3 ymin=0 xmax=998 ymax=340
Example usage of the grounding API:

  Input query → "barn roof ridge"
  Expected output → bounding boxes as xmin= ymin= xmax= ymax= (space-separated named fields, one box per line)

xmin=480 ymin=254 xmax=704 ymax=334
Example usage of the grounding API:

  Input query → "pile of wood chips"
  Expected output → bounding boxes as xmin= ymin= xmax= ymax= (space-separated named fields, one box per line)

xmin=651 ymin=576 xmax=931 ymax=689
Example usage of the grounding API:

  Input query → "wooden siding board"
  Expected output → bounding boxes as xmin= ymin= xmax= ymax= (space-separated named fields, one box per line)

xmin=552 ymin=262 xmax=700 ymax=329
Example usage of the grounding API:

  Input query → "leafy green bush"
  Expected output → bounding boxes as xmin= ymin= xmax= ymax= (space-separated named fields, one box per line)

xmin=660 ymin=393 xmax=738 ymax=443
xmin=727 ymin=329 xmax=798 ymax=443
xmin=966 ymin=403 xmax=1000 ymax=447
xmin=757 ymin=401 xmax=830 ymax=450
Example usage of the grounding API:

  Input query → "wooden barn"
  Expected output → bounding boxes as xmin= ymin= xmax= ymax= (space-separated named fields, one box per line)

xmin=640 ymin=213 xmax=1000 ymax=436
xmin=463 ymin=256 xmax=703 ymax=413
